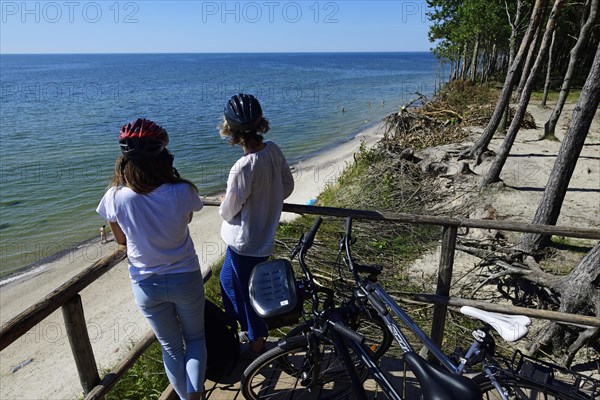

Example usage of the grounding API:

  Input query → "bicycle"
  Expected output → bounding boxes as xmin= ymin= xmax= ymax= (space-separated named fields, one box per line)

xmin=338 ymin=216 xmax=599 ymax=400
xmin=243 ymin=216 xmax=394 ymax=400
xmin=242 ymin=217 xmax=600 ymax=400
xmin=242 ymin=217 xmax=480 ymax=400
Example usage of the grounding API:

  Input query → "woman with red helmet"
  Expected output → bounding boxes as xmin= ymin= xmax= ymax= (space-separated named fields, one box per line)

xmin=97 ymin=118 xmax=206 ymax=400
xmin=218 ymin=94 xmax=295 ymax=355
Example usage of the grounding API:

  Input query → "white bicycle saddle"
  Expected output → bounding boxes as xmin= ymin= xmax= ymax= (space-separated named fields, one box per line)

xmin=460 ymin=306 xmax=532 ymax=342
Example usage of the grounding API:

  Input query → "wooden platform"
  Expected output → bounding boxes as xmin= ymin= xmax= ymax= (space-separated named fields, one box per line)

xmin=161 ymin=350 xmax=423 ymax=400
xmin=209 ymin=356 xmax=423 ymax=400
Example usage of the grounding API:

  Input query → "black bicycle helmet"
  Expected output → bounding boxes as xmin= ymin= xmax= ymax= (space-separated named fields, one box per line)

xmin=224 ymin=94 xmax=263 ymax=133
xmin=119 ymin=118 xmax=169 ymax=160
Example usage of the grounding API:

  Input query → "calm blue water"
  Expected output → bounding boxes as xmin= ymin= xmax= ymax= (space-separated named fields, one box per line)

xmin=0 ymin=52 xmax=436 ymax=281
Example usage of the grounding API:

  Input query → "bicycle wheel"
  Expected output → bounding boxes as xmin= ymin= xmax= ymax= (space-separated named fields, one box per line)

xmin=242 ymin=335 xmax=367 ymax=400
xmin=473 ymin=372 xmax=591 ymax=400
xmin=286 ymin=308 xmax=392 ymax=359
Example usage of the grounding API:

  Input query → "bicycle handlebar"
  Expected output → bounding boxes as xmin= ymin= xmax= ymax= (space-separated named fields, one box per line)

xmin=291 ymin=217 xmax=323 ymax=260
xmin=303 ymin=217 xmax=323 ymax=254
xmin=345 ymin=216 xmax=353 ymax=239
xmin=343 ymin=217 xmax=382 ymax=281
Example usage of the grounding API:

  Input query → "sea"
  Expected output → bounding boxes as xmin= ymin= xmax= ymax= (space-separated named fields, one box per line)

xmin=0 ymin=52 xmax=438 ymax=284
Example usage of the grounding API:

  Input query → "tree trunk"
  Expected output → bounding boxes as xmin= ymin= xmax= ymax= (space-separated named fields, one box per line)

xmin=490 ymin=42 xmax=498 ymax=78
xmin=481 ymin=0 xmax=565 ymax=188
xmin=484 ymin=42 xmax=498 ymax=83
xmin=515 ymin=18 xmax=544 ymax=102
xmin=508 ymin=0 xmax=524 ymax=65
xmin=460 ymin=43 xmax=469 ymax=79
xmin=470 ymin=37 xmax=480 ymax=81
xmin=530 ymin=242 xmax=600 ymax=367
xmin=544 ymin=0 xmax=598 ymax=139
xmin=541 ymin=30 xmax=557 ymax=107
xmin=465 ymin=0 xmax=548 ymax=162
xmin=497 ymin=0 xmax=524 ymax=132
xmin=520 ymin=43 xmax=600 ymax=252
xmin=453 ymin=57 xmax=460 ymax=81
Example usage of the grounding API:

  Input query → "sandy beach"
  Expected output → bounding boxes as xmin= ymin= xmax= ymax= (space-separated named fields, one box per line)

xmin=0 ymin=122 xmax=386 ymax=400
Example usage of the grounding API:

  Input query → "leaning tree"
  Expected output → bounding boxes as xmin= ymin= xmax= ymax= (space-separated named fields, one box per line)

xmin=480 ymin=0 xmax=565 ymax=187
xmin=543 ymin=0 xmax=599 ymax=140
xmin=464 ymin=0 xmax=548 ymax=162
xmin=520 ymin=42 xmax=600 ymax=253
xmin=528 ymin=242 xmax=600 ymax=367
xmin=507 ymin=43 xmax=599 ymax=366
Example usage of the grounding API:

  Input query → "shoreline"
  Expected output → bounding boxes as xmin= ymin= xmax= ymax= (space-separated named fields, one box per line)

xmin=0 ymin=236 xmax=100 ymax=288
xmin=0 ymin=120 xmax=386 ymax=400
xmin=0 ymin=120 xmax=386 ymax=290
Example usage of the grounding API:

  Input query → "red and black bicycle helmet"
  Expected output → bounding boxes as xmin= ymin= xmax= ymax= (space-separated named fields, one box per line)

xmin=224 ymin=94 xmax=263 ymax=133
xmin=119 ymin=118 xmax=169 ymax=160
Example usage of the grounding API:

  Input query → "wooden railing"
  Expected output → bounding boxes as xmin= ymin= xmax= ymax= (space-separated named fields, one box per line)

xmin=1 ymin=202 xmax=599 ymax=400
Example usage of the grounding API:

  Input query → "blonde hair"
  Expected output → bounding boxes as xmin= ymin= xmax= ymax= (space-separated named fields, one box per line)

xmin=218 ymin=117 xmax=270 ymax=147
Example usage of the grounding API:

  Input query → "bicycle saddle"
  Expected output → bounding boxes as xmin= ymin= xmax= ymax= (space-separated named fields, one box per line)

xmin=404 ymin=352 xmax=481 ymax=400
xmin=460 ymin=306 xmax=532 ymax=342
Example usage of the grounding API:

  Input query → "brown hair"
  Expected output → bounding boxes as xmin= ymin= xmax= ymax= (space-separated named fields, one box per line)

xmin=110 ymin=151 xmax=198 ymax=195
xmin=218 ymin=117 xmax=270 ymax=147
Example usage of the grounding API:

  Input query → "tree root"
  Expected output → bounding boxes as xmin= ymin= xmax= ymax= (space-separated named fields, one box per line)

xmin=458 ymin=237 xmax=599 ymax=367
xmin=563 ymin=326 xmax=599 ymax=368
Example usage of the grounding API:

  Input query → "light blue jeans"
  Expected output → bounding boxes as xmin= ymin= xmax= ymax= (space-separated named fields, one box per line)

xmin=132 ymin=270 xmax=206 ymax=399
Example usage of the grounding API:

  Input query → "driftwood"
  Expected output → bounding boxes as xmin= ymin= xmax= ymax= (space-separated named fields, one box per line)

xmin=382 ymin=106 xmax=468 ymax=150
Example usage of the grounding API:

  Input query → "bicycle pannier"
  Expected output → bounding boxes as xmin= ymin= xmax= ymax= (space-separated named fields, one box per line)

xmin=204 ymin=300 xmax=239 ymax=381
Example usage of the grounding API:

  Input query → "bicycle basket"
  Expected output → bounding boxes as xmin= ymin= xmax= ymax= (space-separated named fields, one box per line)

xmin=249 ymin=259 xmax=303 ymax=330
xmin=513 ymin=350 xmax=600 ymax=399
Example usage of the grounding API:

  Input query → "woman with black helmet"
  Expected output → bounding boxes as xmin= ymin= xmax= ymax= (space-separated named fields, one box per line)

xmin=97 ymin=118 xmax=206 ymax=400
xmin=218 ymin=94 xmax=294 ymax=355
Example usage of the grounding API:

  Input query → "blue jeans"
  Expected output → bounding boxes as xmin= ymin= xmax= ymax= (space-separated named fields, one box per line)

xmin=220 ymin=247 xmax=269 ymax=341
xmin=132 ymin=270 xmax=206 ymax=399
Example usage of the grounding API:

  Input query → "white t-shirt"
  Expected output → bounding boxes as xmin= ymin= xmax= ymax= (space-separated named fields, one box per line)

xmin=97 ymin=183 xmax=203 ymax=282
xmin=219 ymin=141 xmax=294 ymax=257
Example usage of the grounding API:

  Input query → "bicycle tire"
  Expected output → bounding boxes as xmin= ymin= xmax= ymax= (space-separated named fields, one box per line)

xmin=286 ymin=308 xmax=393 ymax=360
xmin=473 ymin=372 xmax=592 ymax=400
xmin=241 ymin=335 xmax=369 ymax=400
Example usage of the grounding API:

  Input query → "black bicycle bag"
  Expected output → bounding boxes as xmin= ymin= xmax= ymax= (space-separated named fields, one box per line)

xmin=204 ymin=300 xmax=239 ymax=382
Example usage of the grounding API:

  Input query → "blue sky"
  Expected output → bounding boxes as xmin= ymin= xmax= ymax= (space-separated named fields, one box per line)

xmin=1 ymin=1 xmax=433 ymax=53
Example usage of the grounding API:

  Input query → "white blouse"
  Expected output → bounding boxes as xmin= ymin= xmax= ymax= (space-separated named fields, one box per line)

xmin=219 ymin=141 xmax=294 ymax=257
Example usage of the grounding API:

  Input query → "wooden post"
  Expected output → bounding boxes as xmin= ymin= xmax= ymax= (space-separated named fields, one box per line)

xmin=62 ymin=295 xmax=100 ymax=395
xmin=427 ymin=225 xmax=458 ymax=360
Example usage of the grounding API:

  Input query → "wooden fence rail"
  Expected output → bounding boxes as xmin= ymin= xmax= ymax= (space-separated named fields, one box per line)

xmin=1 ymin=202 xmax=599 ymax=399
xmin=0 ymin=247 xmax=127 ymax=352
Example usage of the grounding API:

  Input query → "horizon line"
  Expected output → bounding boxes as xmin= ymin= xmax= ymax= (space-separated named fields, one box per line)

xmin=0 ymin=50 xmax=434 ymax=56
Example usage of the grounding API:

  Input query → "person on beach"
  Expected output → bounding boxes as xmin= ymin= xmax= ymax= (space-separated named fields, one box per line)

xmin=99 ymin=225 xmax=107 ymax=244
xmin=97 ymin=118 xmax=206 ymax=400
xmin=218 ymin=94 xmax=294 ymax=355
